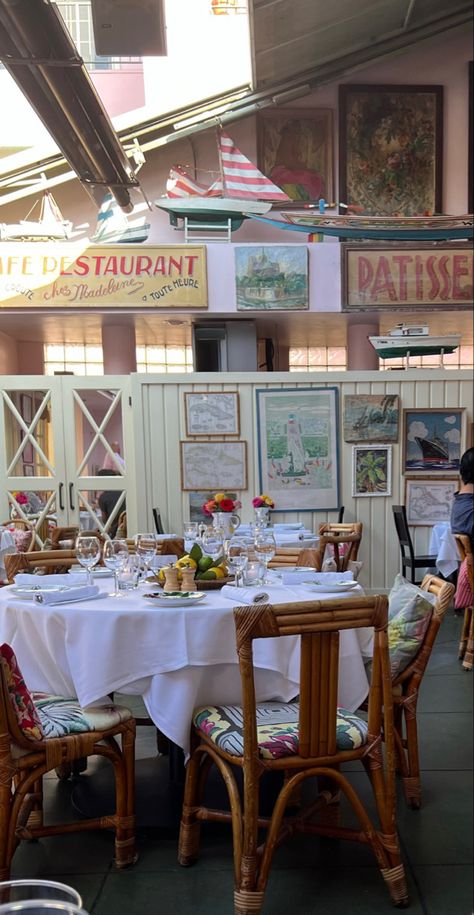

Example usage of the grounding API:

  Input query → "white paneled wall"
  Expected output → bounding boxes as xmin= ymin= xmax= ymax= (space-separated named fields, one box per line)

xmin=131 ymin=370 xmax=473 ymax=591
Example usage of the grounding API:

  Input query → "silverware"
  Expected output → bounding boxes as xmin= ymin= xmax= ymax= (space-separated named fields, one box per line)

xmin=253 ymin=592 xmax=269 ymax=603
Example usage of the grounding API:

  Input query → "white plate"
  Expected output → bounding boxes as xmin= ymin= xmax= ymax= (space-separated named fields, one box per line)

xmin=304 ymin=581 xmax=359 ymax=593
xmin=143 ymin=590 xmax=206 ymax=607
xmin=11 ymin=585 xmax=73 ymax=600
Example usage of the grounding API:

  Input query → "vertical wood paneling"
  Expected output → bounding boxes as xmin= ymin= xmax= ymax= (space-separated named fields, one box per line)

xmin=129 ymin=370 xmax=472 ymax=590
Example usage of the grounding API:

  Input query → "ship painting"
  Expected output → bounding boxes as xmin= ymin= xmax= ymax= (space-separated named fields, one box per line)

xmin=404 ymin=408 xmax=464 ymax=473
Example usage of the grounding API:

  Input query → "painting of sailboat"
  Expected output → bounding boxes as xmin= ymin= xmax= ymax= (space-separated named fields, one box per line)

xmin=403 ymin=408 xmax=465 ymax=473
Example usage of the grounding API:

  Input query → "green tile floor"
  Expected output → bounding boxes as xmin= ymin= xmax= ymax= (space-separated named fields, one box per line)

xmin=11 ymin=613 xmax=473 ymax=914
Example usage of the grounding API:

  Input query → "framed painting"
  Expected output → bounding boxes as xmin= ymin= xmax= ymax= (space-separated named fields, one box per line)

xmin=405 ymin=476 xmax=459 ymax=526
xmin=180 ymin=441 xmax=247 ymax=491
xmin=235 ymin=246 xmax=308 ymax=311
xmin=339 ymin=84 xmax=443 ymax=216
xmin=402 ymin=408 xmax=465 ymax=474
xmin=184 ymin=392 xmax=239 ymax=436
xmin=352 ymin=445 xmax=392 ymax=497
xmin=256 ymin=387 xmax=339 ymax=512
xmin=343 ymin=394 xmax=399 ymax=442
xmin=257 ymin=108 xmax=334 ymax=205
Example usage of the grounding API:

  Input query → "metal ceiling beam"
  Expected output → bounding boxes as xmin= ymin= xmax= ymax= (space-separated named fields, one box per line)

xmin=0 ymin=0 xmax=140 ymax=211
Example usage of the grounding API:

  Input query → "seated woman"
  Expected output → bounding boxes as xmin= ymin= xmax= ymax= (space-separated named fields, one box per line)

xmin=451 ymin=447 xmax=474 ymax=549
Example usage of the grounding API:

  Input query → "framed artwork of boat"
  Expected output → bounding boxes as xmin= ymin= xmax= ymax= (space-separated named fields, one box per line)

xmin=352 ymin=445 xmax=392 ymax=497
xmin=180 ymin=441 xmax=247 ymax=491
xmin=339 ymin=84 xmax=443 ymax=216
xmin=255 ymin=387 xmax=339 ymax=512
xmin=402 ymin=408 xmax=465 ymax=475
xmin=405 ymin=476 xmax=459 ymax=526
xmin=235 ymin=246 xmax=308 ymax=310
xmin=343 ymin=394 xmax=399 ymax=443
xmin=184 ymin=392 xmax=239 ymax=436
xmin=257 ymin=108 xmax=334 ymax=205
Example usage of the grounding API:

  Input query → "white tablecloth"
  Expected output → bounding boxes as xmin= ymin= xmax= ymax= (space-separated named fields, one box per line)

xmin=0 ymin=577 xmax=371 ymax=757
xmin=0 ymin=530 xmax=15 ymax=581
xmin=429 ymin=522 xmax=460 ymax=577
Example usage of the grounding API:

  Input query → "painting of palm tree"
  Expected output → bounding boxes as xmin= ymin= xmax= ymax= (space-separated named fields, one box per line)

xmin=352 ymin=445 xmax=392 ymax=497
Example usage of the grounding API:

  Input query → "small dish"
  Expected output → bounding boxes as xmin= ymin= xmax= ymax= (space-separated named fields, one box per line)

xmin=143 ymin=591 xmax=207 ymax=607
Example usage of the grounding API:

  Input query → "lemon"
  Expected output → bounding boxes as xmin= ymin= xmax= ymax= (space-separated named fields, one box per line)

xmin=213 ymin=566 xmax=226 ymax=579
xmin=176 ymin=556 xmax=197 ymax=571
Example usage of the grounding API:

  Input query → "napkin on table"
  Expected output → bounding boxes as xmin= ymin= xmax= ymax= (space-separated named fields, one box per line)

xmin=273 ymin=523 xmax=304 ymax=531
xmin=14 ymin=572 xmax=87 ymax=588
xmin=220 ymin=584 xmax=301 ymax=605
xmin=33 ymin=585 xmax=101 ymax=605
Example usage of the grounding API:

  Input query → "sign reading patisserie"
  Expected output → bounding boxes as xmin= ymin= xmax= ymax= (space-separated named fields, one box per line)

xmin=342 ymin=243 xmax=473 ymax=309
xmin=0 ymin=244 xmax=208 ymax=308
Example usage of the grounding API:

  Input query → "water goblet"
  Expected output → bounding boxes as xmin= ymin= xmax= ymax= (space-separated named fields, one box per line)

xmin=0 ymin=882 xmax=82 ymax=907
xmin=135 ymin=532 xmax=157 ymax=578
xmin=254 ymin=532 xmax=276 ymax=584
xmin=0 ymin=904 xmax=89 ymax=914
xmin=103 ymin=539 xmax=129 ymax=597
xmin=225 ymin=537 xmax=249 ymax=588
xmin=74 ymin=535 xmax=101 ymax=586
xmin=201 ymin=528 xmax=224 ymax=563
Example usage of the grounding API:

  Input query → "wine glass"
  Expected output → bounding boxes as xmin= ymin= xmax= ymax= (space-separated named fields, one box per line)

xmin=225 ymin=537 xmax=249 ymax=588
xmin=254 ymin=532 xmax=276 ymax=584
xmin=0 ymin=883 xmax=82 ymax=907
xmin=135 ymin=532 xmax=157 ymax=578
xmin=103 ymin=539 xmax=129 ymax=597
xmin=183 ymin=521 xmax=199 ymax=550
xmin=0 ymin=904 xmax=89 ymax=914
xmin=74 ymin=535 xmax=101 ymax=586
xmin=201 ymin=528 xmax=224 ymax=563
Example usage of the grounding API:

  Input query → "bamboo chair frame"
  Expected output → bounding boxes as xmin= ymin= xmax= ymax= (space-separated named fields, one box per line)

xmin=0 ymin=654 xmax=137 ymax=880
xmin=391 ymin=573 xmax=455 ymax=808
xmin=0 ymin=519 xmax=36 ymax=553
xmin=50 ymin=526 xmax=79 ymax=549
xmin=267 ymin=546 xmax=319 ymax=569
xmin=318 ymin=521 xmax=363 ymax=541
xmin=4 ymin=550 xmax=78 ymax=582
xmin=314 ymin=531 xmax=362 ymax=571
xmin=453 ymin=534 xmax=474 ymax=671
xmin=178 ymin=595 xmax=408 ymax=914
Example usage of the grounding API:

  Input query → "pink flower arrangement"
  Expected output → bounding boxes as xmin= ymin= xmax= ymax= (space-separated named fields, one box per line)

xmin=13 ymin=491 xmax=29 ymax=505
xmin=202 ymin=492 xmax=241 ymax=516
xmin=252 ymin=494 xmax=275 ymax=509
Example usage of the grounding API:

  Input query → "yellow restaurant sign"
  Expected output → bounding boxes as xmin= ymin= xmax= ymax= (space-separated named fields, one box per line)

xmin=0 ymin=243 xmax=207 ymax=308
xmin=342 ymin=244 xmax=473 ymax=309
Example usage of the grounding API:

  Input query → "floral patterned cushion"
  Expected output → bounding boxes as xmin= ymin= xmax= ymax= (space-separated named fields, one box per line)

xmin=388 ymin=574 xmax=435 ymax=679
xmin=10 ymin=529 xmax=32 ymax=552
xmin=0 ymin=643 xmax=44 ymax=741
xmin=193 ymin=702 xmax=368 ymax=759
xmin=33 ymin=694 xmax=132 ymax=738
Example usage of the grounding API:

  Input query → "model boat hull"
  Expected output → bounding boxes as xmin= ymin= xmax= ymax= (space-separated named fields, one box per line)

xmin=156 ymin=197 xmax=273 ymax=218
xmin=369 ymin=334 xmax=461 ymax=359
xmin=250 ymin=213 xmax=474 ymax=241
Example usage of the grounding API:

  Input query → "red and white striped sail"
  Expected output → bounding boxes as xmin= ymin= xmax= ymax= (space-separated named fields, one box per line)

xmin=165 ymin=131 xmax=290 ymax=202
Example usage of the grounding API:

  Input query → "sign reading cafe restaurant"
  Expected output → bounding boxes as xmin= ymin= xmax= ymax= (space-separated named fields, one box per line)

xmin=0 ymin=244 xmax=208 ymax=308
xmin=342 ymin=243 xmax=473 ymax=309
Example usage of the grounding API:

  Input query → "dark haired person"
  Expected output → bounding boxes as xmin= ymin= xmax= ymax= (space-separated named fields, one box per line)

xmin=97 ymin=469 xmax=125 ymax=539
xmin=451 ymin=447 xmax=474 ymax=550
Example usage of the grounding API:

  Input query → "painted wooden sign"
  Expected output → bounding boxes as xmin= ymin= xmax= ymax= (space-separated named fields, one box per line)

xmin=342 ymin=243 xmax=473 ymax=309
xmin=0 ymin=244 xmax=207 ymax=308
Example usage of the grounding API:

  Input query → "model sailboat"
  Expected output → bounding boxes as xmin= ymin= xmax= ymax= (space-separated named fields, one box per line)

xmin=0 ymin=190 xmax=72 ymax=241
xmin=155 ymin=130 xmax=290 ymax=228
xmin=91 ymin=193 xmax=150 ymax=244
xmin=250 ymin=209 xmax=474 ymax=241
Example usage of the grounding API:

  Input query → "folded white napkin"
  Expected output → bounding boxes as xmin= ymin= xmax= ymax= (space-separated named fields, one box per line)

xmin=310 ymin=571 xmax=354 ymax=583
xmin=220 ymin=584 xmax=300 ymax=605
xmin=273 ymin=523 xmax=304 ymax=530
xmin=33 ymin=585 xmax=100 ymax=605
xmin=281 ymin=569 xmax=320 ymax=585
xmin=14 ymin=572 xmax=86 ymax=587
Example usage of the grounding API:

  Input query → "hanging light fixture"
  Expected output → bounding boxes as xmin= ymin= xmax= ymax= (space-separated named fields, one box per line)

xmin=211 ymin=0 xmax=247 ymax=15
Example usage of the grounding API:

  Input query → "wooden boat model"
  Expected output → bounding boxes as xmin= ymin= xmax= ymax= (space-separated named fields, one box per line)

xmin=368 ymin=324 xmax=461 ymax=360
xmin=91 ymin=193 xmax=150 ymax=244
xmin=155 ymin=130 xmax=290 ymax=229
xmin=250 ymin=211 xmax=474 ymax=241
xmin=0 ymin=190 xmax=72 ymax=241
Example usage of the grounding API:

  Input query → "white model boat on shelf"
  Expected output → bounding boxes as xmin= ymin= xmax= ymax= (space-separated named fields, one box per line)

xmin=155 ymin=129 xmax=290 ymax=230
xmin=368 ymin=324 xmax=461 ymax=360
xmin=0 ymin=190 xmax=72 ymax=241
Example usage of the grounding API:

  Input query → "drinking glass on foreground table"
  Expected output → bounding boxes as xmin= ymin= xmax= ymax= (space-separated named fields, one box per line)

xmin=254 ymin=532 xmax=276 ymax=584
xmin=74 ymin=535 xmax=101 ymax=586
xmin=103 ymin=539 xmax=129 ymax=597
xmin=225 ymin=537 xmax=249 ymax=588
xmin=135 ymin=532 xmax=157 ymax=577
xmin=0 ymin=881 xmax=86 ymax=913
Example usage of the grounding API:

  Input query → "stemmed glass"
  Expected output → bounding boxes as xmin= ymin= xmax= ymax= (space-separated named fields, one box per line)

xmin=225 ymin=537 xmax=249 ymax=588
xmin=74 ymin=535 xmax=101 ymax=586
xmin=135 ymin=532 xmax=157 ymax=579
xmin=201 ymin=528 xmax=224 ymax=564
xmin=254 ymin=532 xmax=276 ymax=585
xmin=103 ymin=539 xmax=129 ymax=597
xmin=0 ymin=883 xmax=82 ymax=907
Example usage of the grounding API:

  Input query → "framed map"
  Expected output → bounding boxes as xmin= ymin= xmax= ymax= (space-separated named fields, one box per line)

xmin=184 ymin=392 xmax=239 ymax=436
xmin=352 ymin=445 xmax=392 ymax=497
xmin=180 ymin=441 xmax=247 ymax=491
xmin=343 ymin=394 xmax=399 ymax=442
xmin=405 ymin=477 xmax=458 ymax=526
xmin=256 ymin=387 xmax=339 ymax=512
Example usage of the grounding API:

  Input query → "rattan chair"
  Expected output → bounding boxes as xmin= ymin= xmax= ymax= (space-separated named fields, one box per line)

xmin=152 ymin=508 xmax=165 ymax=535
xmin=453 ymin=534 xmax=474 ymax=671
xmin=178 ymin=595 xmax=408 ymax=914
xmin=0 ymin=519 xmax=36 ymax=553
xmin=314 ymin=530 xmax=362 ymax=572
xmin=0 ymin=648 xmax=137 ymax=880
xmin=392 ymin=573 xmax=455 ymax=808
xmin=4 ymin=550 xmax=78 ymax=582
xmin=392 ymin=506 xmax=437 ymax=584
xmin=50 ymin=525 xmax=79 ymax=549
xmin=267 ymin=546 xmax=319 ymax=568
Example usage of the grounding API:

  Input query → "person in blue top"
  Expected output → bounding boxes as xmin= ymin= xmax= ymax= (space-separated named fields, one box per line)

xmin=451 ymin=447 xmax=474 ymax=549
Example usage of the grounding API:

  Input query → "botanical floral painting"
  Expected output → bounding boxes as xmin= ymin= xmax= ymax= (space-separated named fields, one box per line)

xmin=257 ymin=108 xmax=334 ymax=204
xmin=339 ymin=84 xmax=443 ymax=216
xmin=235 ymin=246 xmax=308 ymax=311
xmin=352 ymin=445 xmax=392 ymax=497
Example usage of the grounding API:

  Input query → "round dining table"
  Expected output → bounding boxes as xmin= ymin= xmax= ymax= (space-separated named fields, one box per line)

xmin=0 ymin=575 xmax=372 ymax=758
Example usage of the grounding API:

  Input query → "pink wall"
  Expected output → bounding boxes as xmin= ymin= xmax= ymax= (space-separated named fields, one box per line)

xmin=17 ymin=341 xmax=44 ymax=374
xmin=91 ymin=68 xmax=145 ymax=119
xmin=0 ymin=331 xmax=18 ymax=373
